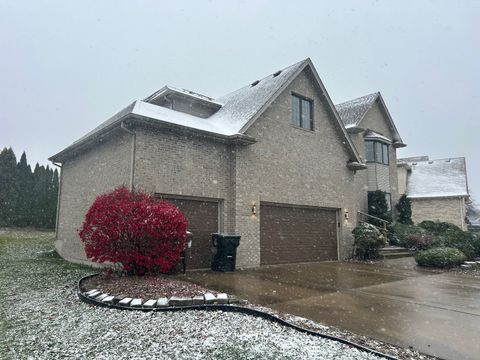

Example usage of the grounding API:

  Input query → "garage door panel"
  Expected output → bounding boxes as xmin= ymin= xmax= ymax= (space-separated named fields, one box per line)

xmin=161 ymin=196 xmax=219 ymax=269
xmin=260 ymin=203 xmax=337 ymax=265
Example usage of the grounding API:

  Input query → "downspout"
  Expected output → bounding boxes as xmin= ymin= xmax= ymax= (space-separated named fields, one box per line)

xmin=52 ymin=162 xmax=62 ymax=239
xmin=120 ymin=121 xmax=136 ymax=192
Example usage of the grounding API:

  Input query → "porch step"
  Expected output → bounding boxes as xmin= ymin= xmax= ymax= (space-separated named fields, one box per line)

xmin=380 ymin=246 xmax=414 ymax=259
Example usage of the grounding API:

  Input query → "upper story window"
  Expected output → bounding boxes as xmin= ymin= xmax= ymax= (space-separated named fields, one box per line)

xmin=291 ymin=94 xmax=313 ymax=130
xmin=365 ymin=140 xmax=389 ymax=165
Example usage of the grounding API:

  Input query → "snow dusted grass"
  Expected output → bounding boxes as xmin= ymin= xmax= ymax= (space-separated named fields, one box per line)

xmin=0 ymin=230 xmax=383 ymax=359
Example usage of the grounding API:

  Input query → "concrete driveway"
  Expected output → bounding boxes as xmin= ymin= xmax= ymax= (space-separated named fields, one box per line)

xmin=183 ymin=258 xmax=480 ymax=360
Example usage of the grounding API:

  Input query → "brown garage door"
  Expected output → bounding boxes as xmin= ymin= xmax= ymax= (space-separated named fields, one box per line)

xmin=260 ymin=203 xmax=338 ymax=265
xmin=160 ymin=196 xmax=219 ymax=269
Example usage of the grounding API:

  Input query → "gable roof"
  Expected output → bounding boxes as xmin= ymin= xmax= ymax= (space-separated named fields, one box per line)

xmin=335 ymin=92 xmax=406 ymax=147
xmin=50 ymin=59 xmax=362 ymax=164
xmin=335 ymin=92 xmax=378 ymax=127
xmin=404 ymin=157 xmax=469 ymax=199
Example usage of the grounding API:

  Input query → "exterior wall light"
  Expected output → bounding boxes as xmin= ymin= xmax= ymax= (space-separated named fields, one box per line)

xmin=251 ymin=203 xmax=257 ymax=216
xmin=344 ymin=209 xmax=349 ymax=222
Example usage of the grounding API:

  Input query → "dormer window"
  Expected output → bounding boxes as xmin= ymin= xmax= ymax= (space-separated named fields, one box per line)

xmin=365 ymin=140 xmax=389 ymax=165
xmin=291 ymin=94 xmax=313 ymax=130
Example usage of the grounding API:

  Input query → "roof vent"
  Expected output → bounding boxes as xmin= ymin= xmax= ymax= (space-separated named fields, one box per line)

xmin=251 ymin=80 xmax=260 ymax=87
xmin=273 ymin=70 xmax=282 ymax=77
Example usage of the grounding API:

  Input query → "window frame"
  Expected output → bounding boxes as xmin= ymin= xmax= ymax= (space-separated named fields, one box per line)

xmin=365 ymin=140 xmax=390 ymax=165
xmin=291 ymin=93 xmax=314 ymax=131
xmin=385 ymin=192 xmax=392 ymax=211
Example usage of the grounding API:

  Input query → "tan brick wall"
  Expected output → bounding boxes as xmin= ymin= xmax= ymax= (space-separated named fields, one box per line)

xmin=133 ymin=125 xmax=233 ymax=232
xmin=234 ymin=68 xmax=362 ymax=266
xmin=55 ymin=130 xmax=132 ymax=264
xmin=357 ymin=101 xmax=400 ymax=211
xmin=411 ymin=197 xmax=467 ymax=230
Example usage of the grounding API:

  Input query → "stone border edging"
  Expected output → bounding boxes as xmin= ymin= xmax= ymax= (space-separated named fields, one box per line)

xmin=77 ymin=274 xmax=398 ymax=360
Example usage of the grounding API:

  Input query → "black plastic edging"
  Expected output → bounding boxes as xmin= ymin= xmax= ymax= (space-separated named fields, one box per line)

xmin=77 ymin=274 xmax=398 ymax=360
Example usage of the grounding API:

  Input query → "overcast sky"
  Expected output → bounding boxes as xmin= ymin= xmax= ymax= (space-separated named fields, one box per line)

xmin=1 ymin=0 xmax=478 ymax=203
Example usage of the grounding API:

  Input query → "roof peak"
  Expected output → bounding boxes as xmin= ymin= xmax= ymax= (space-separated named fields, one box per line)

xmin=335 ymin=92 xmax=380 ymax=108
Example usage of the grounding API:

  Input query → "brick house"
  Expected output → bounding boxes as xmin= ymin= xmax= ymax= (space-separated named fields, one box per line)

xmin=335 ymin=93 xmax=406 ymax=213
xmin=397 ymin=156 xmax=470 ymax=230
xmin=50 ymin=58 xmax=405 ymax=268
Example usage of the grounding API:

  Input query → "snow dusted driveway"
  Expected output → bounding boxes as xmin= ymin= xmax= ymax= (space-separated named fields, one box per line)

xmin=0 ymin=231 xmax=383 ymax=360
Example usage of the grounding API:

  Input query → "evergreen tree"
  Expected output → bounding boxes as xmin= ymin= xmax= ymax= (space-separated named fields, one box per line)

xmin=15 ymin=152 xmax=33 ymax=227
xmin=396 ymin=194 xmax=413 ymax=224
xmin=0 ymin=147 xmax=18 ymax=227
xmin=367 ymin=190 xmax=392 ymax=227
xmin=0 ymin=148 xmax=58 ymax=229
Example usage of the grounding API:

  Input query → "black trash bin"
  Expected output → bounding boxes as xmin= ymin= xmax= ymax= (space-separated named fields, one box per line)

xmin=211 ymin=233 xmax=241 ymax=272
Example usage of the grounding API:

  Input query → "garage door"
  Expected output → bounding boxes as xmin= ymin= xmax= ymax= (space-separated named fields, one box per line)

xmin=260 ymin=203 xmax=338 ymax=265
xmin=160 ymin=196 xmax=219 ymax=269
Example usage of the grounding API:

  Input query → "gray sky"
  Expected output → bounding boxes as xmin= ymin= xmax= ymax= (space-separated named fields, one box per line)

xmin=1 ymin=0 xmax=479 ymax=202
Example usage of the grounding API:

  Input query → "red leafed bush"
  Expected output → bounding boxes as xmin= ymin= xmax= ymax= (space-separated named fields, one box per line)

xmin=79 ymin=187 xmax=187 ymax=275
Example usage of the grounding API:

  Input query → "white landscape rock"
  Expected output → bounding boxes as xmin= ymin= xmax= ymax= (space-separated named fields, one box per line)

xmin=87 ymin=290 xmax=101 ymax=298
xmin=95 ymin=293 xmax=109 ymax=301
xmin=204 ymin=293 xmax=216 ymax=304
xmin=216 ymin=293 xmax=228 ymax=304
xmin=102 ymin=296 xmax=115 ymax=303
xmin=118 ymin=297 xmax=132 ymax=305
xmin=169 ymin=296 xmax=192 ymax=306
xmin=156 ymin=298 xmax=169 ymax=307
xmin=143 ymin=299 xmax=156 ymax=307
xmin=130 ymin=299 xmax=143 ymax=307
xmin=192 ymin=295 xmax=205 ymax=305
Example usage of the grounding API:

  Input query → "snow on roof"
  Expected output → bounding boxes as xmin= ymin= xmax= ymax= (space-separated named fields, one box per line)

xmin=406 ymin=157 xmax=469 ymax=199
xmin=53 ymin=60 xmax=308 ymax=158
xmin=144 ymin=85 xmax=223 ymax=107
xmin=132 ymin=100 xmax=236 ymax=135
xmin=335 ymin=92 xmax=379 ymax=127
xmin=51 ymin=58 xmax=365 ymax=163
xmin=207 ymin=59 xmax=307 ymax=134
xmin=363 ymin=130 xmax=391 ymax=143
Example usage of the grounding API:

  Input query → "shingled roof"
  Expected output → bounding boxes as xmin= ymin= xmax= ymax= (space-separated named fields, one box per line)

xmin=403 ymin=157 xmax=469 ymax=199
xmin=335 ymin=92 xmax=406 ymax=147
xmin=335 ymin=92 xmax=379 ymax=127
xmin=50 ymin=59 xmax=362 ymax=163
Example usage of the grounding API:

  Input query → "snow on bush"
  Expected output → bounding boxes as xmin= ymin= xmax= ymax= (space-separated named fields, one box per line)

xmin=352 ymin=223 xmax=386 ymax=260
xmin=415 ymin=247 xmax=466 ymax=268
xmin=79 ymin=187 xmax=187 ymax=275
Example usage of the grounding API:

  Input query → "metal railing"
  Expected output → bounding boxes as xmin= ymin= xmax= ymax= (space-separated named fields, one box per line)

xmin=357 ymin=211 xmax=390 ymax=233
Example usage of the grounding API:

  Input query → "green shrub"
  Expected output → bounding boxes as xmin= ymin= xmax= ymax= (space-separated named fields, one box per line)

xmin=415 ymin=247 xmax=466 ymax=268
xmin=418 ymin=221 xmax=480 ymax=260
xmin=418 ymin=221 xmax=460 ymax=234
xmin=352 ymin=223 xmax=386 ymax=260
xmin=388 ymin=223 xmax=427 ymax=247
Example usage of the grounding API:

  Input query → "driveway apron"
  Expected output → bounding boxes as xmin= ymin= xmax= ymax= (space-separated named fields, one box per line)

xmin=183 ymin=258 xmax=480 ymax=360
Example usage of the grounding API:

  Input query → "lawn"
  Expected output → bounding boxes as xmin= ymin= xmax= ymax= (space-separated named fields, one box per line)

xmin=0 ymin=230 xmax=383 ymax=359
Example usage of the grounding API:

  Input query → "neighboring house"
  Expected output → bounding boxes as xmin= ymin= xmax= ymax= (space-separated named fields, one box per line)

xmin=397 ymin=156 xmax=470 ymax=230
xmin=335 ymin=92 xmax=406 ymax=213
xmin=50 ymin=58 xmax=407 ymax=269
